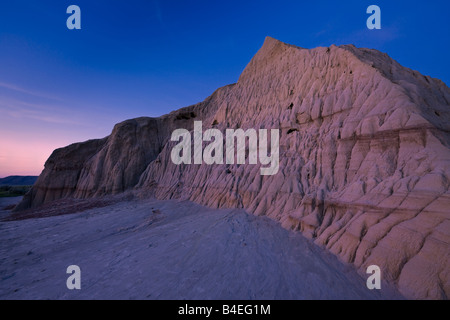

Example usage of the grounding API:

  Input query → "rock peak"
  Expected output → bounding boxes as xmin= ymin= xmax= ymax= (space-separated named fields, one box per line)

xmin=262 ymin=36 xmax=304 ymax=49
xmin=238 ymin=37 xmax=304 ymax=82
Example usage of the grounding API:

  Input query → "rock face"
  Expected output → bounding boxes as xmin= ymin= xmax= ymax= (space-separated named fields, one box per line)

xmin=16 ymin=37 xmax=450 ymax=299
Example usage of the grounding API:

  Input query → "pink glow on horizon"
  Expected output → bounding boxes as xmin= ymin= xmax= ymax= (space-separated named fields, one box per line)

xmin=0 ymin=139 xmax=52 ymax=177
xmin=0 ymin=137 xmax=74 ymax=178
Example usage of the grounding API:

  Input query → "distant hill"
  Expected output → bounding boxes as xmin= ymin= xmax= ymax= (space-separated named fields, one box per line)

xmin=0 ymin=176 xmax=38 ymax=186
xmin=12 ymin=37 xmax=450 ymax=300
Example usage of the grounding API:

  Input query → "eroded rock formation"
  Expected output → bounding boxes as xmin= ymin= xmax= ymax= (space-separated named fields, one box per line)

xmin=16 ymin=37 xmax=450 ymax=299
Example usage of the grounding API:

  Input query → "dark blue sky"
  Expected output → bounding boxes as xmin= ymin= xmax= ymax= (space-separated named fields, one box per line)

xmin=0 ymin=0 xmax=449 ymax=176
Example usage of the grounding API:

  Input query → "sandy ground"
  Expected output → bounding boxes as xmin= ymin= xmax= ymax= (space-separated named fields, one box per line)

xmin=0 ymin=197 xmax=22 ymax=219
xmin=0 ymin=198 xmax=402 ymax=300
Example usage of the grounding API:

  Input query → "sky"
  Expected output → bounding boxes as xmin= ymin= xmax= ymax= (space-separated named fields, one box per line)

xmin=0 ymin=0 xmax=449 ymax=177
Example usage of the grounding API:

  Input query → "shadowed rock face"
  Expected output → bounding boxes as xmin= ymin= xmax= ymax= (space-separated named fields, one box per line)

xmin=16 ymin=37 xmax=450 ymax=299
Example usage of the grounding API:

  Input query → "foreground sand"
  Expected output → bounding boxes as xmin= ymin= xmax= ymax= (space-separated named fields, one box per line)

xmin=0 ymin=198 xmax=402 ymax=299
xmin=0 ymin=197 xmax=22 ymax=219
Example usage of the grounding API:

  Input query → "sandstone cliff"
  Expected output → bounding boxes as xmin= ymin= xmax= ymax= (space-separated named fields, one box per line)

xmin=16 ymin=37 xmax=450 ymax=299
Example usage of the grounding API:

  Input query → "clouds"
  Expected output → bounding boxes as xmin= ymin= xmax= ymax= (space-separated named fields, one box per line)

xmin=0 ymin=97 xmax=85 ymax=126
xmin=0 ymin=81 xmax=112 ymax=176
xmin=0 ymin=81 xmax=62 ymax=101
xmin=337 ymin=25 xmax=401 ymax=47
xmin=153 ymin=0 xmax=163 ymax=25
xmin=0 ymin=81 xmax=85 ymax=127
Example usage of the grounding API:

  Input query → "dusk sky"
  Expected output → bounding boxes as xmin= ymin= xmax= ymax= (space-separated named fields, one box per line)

xmin=0 ymin=0 xmax=449 ymax=177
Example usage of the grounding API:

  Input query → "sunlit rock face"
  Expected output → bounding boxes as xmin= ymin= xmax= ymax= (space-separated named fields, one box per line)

xmin=17 ymin=37 xmax=450 ymax=299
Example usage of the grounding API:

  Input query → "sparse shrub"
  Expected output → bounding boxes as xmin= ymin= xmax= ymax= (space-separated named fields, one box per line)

xmin=0 ymin=185 xmax=32 ymax=198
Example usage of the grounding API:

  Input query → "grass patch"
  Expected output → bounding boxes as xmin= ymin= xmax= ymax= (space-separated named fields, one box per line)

xmin=0 ymin=185 xmax=32 ymax=198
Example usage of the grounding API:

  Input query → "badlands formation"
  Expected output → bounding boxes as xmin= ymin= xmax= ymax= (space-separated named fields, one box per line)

xmin=15 ymin=37 xmax=450 ymax=299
